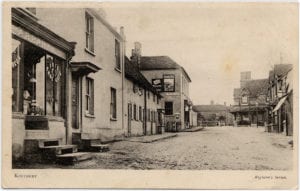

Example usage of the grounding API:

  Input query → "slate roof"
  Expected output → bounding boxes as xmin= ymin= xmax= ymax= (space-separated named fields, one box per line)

xmin=125 ymin=57 xmax=162 ymax=97
xmin=140 ymin=56 xmax=192 ymax=82
xmin=193 ymin=105 xmax=229 ymax=112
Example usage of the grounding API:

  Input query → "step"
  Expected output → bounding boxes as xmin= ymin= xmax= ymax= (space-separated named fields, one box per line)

xmin=40 ymin=144 xmax=78 ymax=155
xmin=38 ymin=138 xmax=62 ymax=148
xmin=90 ymin=144 xmax=110 ymax=152
xmin=56 ymin=152 xmax=93 ymax=165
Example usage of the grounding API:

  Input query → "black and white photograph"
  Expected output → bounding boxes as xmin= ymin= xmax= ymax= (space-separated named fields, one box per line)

xmin=3 ymin=1 xmax=298 ymax=189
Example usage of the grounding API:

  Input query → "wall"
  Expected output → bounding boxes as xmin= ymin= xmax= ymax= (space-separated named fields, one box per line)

xmin=37 ymin=8 xmax=125 ymax=142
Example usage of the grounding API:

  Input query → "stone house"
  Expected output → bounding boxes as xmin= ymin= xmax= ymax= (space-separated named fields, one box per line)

xmin=267 ymin=64 xmax=293 ymax=135
xmin=130 ymin=42 xmax=193 ymax=132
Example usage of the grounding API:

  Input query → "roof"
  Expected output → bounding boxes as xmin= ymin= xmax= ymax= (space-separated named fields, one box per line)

xmin=193 ymin=105 xmax=229 ymax=112
xmin=269 ymin=64 xmax=293 ymax=81
xmin=242 ymin=79 xmax=269 ymax=97
xmin=125 ymin=57 xmax=162 ymax=97
xmin=233 ymin=88 xmax=241 ymax=98
xmin=140 ymin=56 xmax=192 ymax=82
xmin=229 ymin=105 xmax=268 ymax=113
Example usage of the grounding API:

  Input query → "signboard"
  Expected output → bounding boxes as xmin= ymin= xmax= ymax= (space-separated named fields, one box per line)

xmin=152 ymin=79 xmax=163 ymax=92
xmin=163 ymin=74 xmax=175 ymax=92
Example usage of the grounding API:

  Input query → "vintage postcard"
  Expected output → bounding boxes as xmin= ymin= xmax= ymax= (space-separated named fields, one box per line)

xmin=2 ymin=1 xmax=298 ymax=189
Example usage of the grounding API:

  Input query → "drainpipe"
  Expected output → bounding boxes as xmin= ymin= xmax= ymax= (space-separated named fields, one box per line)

xmin=144 ymin=88 xmax=147 ymax=135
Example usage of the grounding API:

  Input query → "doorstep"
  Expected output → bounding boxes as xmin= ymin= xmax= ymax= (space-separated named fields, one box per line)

xmin=125 ymin=133 xmax=178 ymax=143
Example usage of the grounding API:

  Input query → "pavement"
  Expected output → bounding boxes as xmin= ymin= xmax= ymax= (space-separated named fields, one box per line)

xmin=15 ymin=126 xmax=294 ymax=170
xmin=125 ymin=133 xmax=178 ymax=143
xmin=181 ymin=126 xmax=204 ymax=132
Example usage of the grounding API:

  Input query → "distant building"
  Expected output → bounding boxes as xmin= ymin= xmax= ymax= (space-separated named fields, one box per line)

xmin=230 ymin=72 xmax=269 ymax=126
xmin=130 ymin=42 xmax=193 ymax=131
xmin=267 ymin=64 xmax=293 ymax=135
xmin=193 ymin=104 xmax=234 ymax=126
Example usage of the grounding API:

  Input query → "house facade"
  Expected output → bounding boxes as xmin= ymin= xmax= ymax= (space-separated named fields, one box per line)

xmin=230 ymin=72 xmax=269 ymax=126
xmin=11 ymin=8 xmax=76 ymax=161
xmin=130 ymin=42 xmax=193 ymax=132
xmin=124 ymin=57 xmax=163 ymax=136
xmin=36 ymin=8 xmax=126 ymax=143
xmin=267 ymin=64 xmax=293 ymax=135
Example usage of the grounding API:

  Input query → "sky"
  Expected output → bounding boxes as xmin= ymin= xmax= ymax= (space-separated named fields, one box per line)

xmin=101 ymin=3 xmax=298 ymax=105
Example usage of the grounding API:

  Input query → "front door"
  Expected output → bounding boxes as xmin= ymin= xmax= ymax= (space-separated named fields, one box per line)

xmin=72 ymin=75 xmax=80 ymax=130
xmin=127 ymin=103 xmax=132 ymax=136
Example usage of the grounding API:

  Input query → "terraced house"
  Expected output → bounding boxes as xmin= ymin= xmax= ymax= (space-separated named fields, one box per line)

xmin=11 ymin=8 xmax=165 ymax=164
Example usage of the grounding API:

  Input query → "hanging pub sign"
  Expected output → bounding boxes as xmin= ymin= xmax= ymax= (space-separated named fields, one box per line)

xmin=163 ymin=74 xmax=175 ymax=92
xmin=152 ymin=79 xmax=163 ymax=92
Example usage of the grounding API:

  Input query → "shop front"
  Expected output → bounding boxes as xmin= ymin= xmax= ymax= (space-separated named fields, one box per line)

xmin=11 ymin=8 xmax=75 ymax=161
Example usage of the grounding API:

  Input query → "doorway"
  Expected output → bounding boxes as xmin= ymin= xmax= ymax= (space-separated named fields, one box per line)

xmin=127 ymin=103 xmax=132 ymax=136
xmin=71 ymin=74 xmax=81 ymax=131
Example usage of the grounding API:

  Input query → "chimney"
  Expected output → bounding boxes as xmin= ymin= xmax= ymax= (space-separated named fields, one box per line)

xmin=120 ymin=26 xmax=126 ymax=41
xmin=210 ymin=100 xmax=214 ymax=105
xmin=224 ymin=102 xmax=226 ymax=106
xmin=131 ymin=42 xmax=142 ymax=69
xmin=240 ymin=71 xmax=251 ymax=88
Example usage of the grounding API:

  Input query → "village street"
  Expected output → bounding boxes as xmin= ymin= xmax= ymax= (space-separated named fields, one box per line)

xmin=18 ymin=126 xmax=293 ymax=170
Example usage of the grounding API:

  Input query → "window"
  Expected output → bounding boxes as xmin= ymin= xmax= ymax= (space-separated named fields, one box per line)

xmin=133 ymin=104 xmax=137 ymax=121
xmin=85 ymin=12 xmax=94 ymax=52
xmin=165 ymin=102 xmax=173 ymax=115
xmin=157 ymin=97 xmax=160 ymax=105
xmin=139 ymin=106 xmax=142 ymax=121
xmin=153 ymin=94 xmax=156 ymax=102
xmin=12 ymin=38 xmax=22 ymax=112
xmin=147 ymin=91 xmax=150 ymax=99
xmin=115 ymin=39 xmax=121 ymax=70
xmin=86 ymin=77 xmax=94 ymax=115
xmin=241 ymin=95 xmax=248 ymax=104
xmin=110 ymin=88 xmax=117 ymax=119
xmin=163 ymin=74 xmax=175 ymax=92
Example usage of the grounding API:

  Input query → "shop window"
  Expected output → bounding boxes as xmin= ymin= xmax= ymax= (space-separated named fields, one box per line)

xmin=12 ymin=41 xmax=66 ymax=116
xmin=45 ymin=55 xmax=64 ymax=116
xmin=115 ymin=39 xmax=121 ymax=70
xmin=85 ymin=12 xmax=94 ymax=53
xmin=86 ymin=77 xmax=94 ymax=115
xmin=165 ymin=102 xmax=173 ymax=115
xmin=110 ymin=88 xmax=117 ymax=119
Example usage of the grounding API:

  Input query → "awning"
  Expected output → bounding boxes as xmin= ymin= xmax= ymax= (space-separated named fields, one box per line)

xmin=70 ymin=62 xmax=101 ymax=75
xmin=272 ymin=96 xmax=288 ymax=112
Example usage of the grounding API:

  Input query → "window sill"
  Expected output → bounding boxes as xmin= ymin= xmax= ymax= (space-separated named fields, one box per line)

xmin=85 ymin=48 xmax=96 ymax=57
xmin=114 ymin=68 xmax=122 ymax=73
xmin=85 ymin=113 xmax=95 ymax=118
xmin=110 ymin=117 xmax=117 ymax=121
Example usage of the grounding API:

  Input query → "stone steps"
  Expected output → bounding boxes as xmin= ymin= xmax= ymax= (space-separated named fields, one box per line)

xmin=40 ymin=144 xmax=78 ymax=155
xmin=56 ymin=152 xmax=92 ymax=165
xmin=90 ymin=144 xmax=110 ymax=152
